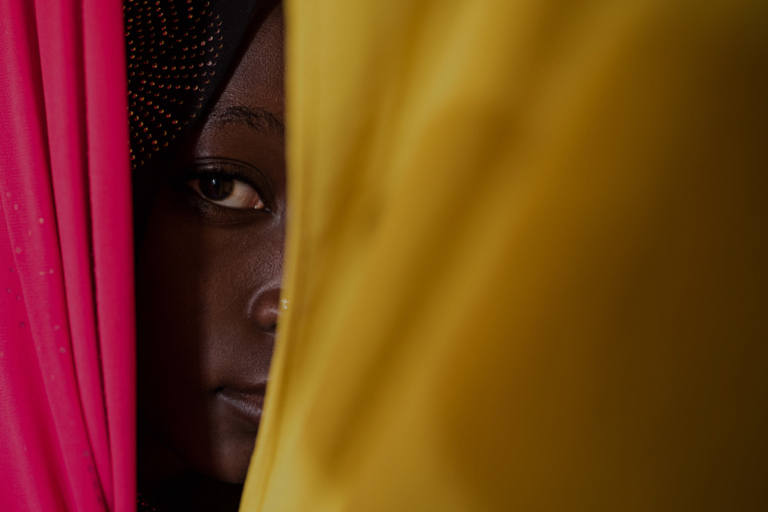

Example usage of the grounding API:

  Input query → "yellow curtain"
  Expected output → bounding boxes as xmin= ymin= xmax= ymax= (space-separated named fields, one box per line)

xmin=242 ymin=1 xmax=768 ymax=510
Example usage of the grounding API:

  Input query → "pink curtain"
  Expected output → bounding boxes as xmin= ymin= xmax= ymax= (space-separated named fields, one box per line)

xmin=0 ymin=0 xmax=134 ymax=511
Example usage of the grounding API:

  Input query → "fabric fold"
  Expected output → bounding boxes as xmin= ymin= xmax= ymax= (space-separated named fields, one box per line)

xmin=0 ymin=1 xmax=134 ymax=511
xmin=242 ymin=1 xmax=768 ymax=510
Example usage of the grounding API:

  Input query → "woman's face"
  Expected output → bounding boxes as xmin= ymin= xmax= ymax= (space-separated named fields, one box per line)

xmin=136 ymin=4 xmax=284 ymax=484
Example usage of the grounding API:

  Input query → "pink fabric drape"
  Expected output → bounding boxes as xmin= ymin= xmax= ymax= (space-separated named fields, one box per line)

xmin=0 ymin=0 xmax=134 ymax=510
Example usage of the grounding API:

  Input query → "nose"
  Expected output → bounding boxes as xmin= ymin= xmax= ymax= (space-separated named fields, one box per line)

xmin=249 ymin=287 xmax=281 ymax=334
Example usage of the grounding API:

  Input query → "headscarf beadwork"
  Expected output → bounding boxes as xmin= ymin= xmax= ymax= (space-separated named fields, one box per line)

xmin=124 ymin=0 xmax=259 ymax=169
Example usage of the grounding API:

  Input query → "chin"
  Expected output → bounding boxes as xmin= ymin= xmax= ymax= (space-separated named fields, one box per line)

xmin=195 ymin=398 xmax=261 ymax=483
xmin=205 ymin=435 xmax=258 ymax=484
xmin=144 ymin=392 xmax=261 ymax=485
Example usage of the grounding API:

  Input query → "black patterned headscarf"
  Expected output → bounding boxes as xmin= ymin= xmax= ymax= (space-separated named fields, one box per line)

xmin=124 ymin=0 xmax=261 ymax=170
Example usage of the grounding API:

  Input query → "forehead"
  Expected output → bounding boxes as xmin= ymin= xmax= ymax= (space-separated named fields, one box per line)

xmin=211 ymin=4 xmax=284 ymax=123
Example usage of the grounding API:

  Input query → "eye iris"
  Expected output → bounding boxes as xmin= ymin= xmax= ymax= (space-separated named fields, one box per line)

xmin=199 ymin=176 xmax=234 ymax=200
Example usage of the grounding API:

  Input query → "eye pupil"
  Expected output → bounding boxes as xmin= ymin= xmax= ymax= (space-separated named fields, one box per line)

xmin=199 ymin=176 xmax=234 ymax=200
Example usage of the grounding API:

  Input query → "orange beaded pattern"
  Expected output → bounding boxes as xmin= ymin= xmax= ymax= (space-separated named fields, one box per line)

xmin=124 ymin=0 xmax=257 ymax=169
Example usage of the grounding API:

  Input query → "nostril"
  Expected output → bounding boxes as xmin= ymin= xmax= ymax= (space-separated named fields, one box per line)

xmin=249 ymin=287 xmax=281 ymax=334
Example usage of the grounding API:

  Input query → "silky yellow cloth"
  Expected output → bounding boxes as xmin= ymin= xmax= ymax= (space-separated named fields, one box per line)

xmin=242 ymin=1 xmax=768 ymax=510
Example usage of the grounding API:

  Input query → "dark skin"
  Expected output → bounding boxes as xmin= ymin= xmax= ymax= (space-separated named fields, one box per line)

xmin=135 ymin=4 xmax=284 ymax=511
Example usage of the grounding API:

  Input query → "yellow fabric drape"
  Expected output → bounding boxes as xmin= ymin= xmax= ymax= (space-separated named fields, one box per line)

xmin=242 ymin=1 xmax=768 ymax=510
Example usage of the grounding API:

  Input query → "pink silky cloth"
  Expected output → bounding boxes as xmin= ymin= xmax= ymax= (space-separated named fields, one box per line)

xmin=0 ymin=0 xmax=134 ymax=511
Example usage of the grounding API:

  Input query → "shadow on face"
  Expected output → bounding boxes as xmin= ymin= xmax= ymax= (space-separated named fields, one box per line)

xmin=135 ymin=3 xmax=284 ymax=510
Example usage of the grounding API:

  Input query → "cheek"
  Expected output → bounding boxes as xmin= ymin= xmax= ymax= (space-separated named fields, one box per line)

xmin=135 ymin=191 xmax=216 ymax=472
xmin=136 ymin=190 xmax=210 ymax=392
xmin=136 ymin=186 xmax=282 ymax=482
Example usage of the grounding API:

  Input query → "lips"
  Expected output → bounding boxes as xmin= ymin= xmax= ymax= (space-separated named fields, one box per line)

xmin=217 ymin=384 xmax=266 ymax=428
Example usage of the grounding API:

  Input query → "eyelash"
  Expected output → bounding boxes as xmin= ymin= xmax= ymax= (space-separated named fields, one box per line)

xmin=176 ymin=160 xmax=274 ymax=220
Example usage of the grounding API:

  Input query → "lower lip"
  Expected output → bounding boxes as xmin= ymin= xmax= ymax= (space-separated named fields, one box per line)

xmin=217 ymin=389 xmax=265 ymax=427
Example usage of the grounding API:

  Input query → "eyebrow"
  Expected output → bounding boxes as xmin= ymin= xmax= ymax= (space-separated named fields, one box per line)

xmin=207 ymin=105 xmax=284 ymax=135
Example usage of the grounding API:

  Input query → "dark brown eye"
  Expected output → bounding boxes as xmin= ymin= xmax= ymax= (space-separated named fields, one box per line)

xmin=199 ymin=176 xmax=234 ymax=200
xmin=188 ymin=175 xmax=266 ymax=210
